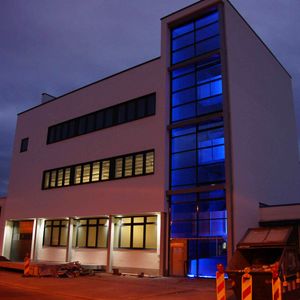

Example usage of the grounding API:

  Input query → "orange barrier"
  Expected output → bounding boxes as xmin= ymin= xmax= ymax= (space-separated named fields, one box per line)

xmin=241 ymin=267 xmax=252 ymax=300
xmin=23 ymin=253 xmax=30 ymax=277
xmin=216 ymin=264 xmax=226 ymax=300
xmin=272 ymin=264 xmax=282 ymax=300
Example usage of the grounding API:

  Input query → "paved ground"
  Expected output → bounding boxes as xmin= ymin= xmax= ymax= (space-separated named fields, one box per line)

xmin=0 ymin=270 xmax=235 ymax=300
xmin=0 ymin=270 xmax=300 ymax=299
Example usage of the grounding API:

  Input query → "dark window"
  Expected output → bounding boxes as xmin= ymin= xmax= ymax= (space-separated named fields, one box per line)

xmin=115 ymin=216 xmax=157 ymax=249
xmin=43 ymin=220 xmax=68 ymax=247
xmin=46 ymin=93 xmax=156 ymax=144
xmin=104 ymin=107 xmax=114 ymax=127
xmin=42 ymin=149 xmax=155 ymax=190
xmin=127 ymin=101 xmax=136 ymax=121
xmin=20 ymin=138 xmax=29 ymax=152
xmin=75 ymin=218 xmax=108 ymax=248
xmin=86 ymin=114 xmax=96 ymax=133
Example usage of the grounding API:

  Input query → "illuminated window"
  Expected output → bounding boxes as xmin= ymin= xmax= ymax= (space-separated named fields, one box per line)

xmin=50 ymin=170 xmax=57 ymax=187
xmin=75 ymin=218 xmax=108 ymax=248
xmin=101 ymin=161 xmax=110 ymax=180
xmin=91 ymin=162 xmax=100 ymax=182
xmin=42 ymin=150 xmax=155 ymax=189
xmin=145 ymin=151 xmax=154 ymax=174
xmin=64 ymin=168 xmax=71 ymax=186
xmin=82 ymin=164 xmax=91 ymax=183
xmin=74 ymin=166 xmax=82 ymax=184
xmin=134 ymin=154 xmax=143 ymax=175
xmin=43 ymin=172 xmax=50 ymax=189
xmin=115 ymin=158 xmax=123 ymax=178
xmin=57 ymin=169 xmax=63 ymax=187
xmin=124 ymin=156 xmax=133 ymax=177
xmin=43 ymin=220 xmax=68 ymax=247
xmin=116 ymin=216 xmax=157 ymax=249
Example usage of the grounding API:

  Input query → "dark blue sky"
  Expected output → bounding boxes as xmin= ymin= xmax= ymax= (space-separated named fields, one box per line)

xmin=1 ymin=0 xmax=300 ymax=197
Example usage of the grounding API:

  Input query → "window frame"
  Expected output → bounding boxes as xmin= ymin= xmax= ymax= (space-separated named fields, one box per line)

xmin=42 ymin=149 xmax=155 ymax=190
xmin=74 ymin=218 xmax=108 ymax=248
xmin=47 ymin=93 xmax=156 ymax=144
xmin=20 ymin=137 xmax=29 ymax=153
xmin=116 ymin=215 xmax=157 ymax=250
xmin=43 ymin=219 xmax=69 ymax=247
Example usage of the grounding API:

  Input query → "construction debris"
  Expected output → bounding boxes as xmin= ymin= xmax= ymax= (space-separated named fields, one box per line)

xmin=35 ymin=261 xmax=95 ymax=278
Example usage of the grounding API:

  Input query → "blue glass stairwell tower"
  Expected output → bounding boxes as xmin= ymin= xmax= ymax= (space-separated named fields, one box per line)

xmin=168 ymin=7 xmax=228 ymax=278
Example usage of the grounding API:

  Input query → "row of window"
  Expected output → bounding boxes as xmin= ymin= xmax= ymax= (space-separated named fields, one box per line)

xmin=42 ymin=150 xmax=155 ymax=190
xmin=171 ymin=11 xmax=220 ymax=65
xmin=43 ymin=216 xmax=157 ymax=250
xmin=47 ymin=93 xmax=156 ymax=144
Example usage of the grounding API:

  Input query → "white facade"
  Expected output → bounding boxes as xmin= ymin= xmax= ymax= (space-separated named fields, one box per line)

xmin=2 ymin=0 xmax=300 ymax=277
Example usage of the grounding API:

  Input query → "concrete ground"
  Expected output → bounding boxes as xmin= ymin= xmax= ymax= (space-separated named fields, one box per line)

xmin=0 ymin=270 xmax=300 ymax=299
xmin=0 ymin=270 xmax=235 ymax=300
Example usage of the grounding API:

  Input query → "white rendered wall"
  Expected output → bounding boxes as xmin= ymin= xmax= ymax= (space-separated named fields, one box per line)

xmin=6 ymin=58 xmax=167 ymax=220
xmin=0 ymin=198 xmax=6 ymax=255
xmin=71 ymin=248 xmax=107 ymax=266
xmin=224 ymin=1 xmax=300 ymax=247
xmin=112 ymin=249 xmax=159 ymax=272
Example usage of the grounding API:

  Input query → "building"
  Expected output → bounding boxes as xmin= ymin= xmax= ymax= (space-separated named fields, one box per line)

xmin=1 ymin=0 xmax=300 ymax=277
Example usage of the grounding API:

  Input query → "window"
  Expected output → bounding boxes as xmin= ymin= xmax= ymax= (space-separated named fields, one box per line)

xmin=47 ymin=93 xmax=156 ymax=144
xmin=171 ymin=56 xmax=223 ymax=122
xmin=171 ymin=120 xmax=225 ymax=188
xmin=171 ymin=11 xmax=220 ymax=65
xmin=42 ymin=150 xmax=155 ymax=190
xmin=75 ymin=218 xmax=108 ymax=248
xmin=20 ymin=138 xmax=29 ymax=152
xmin=116 ymin=216 xmax=157 ymax=249
xmin=43 ymin=220 xmax=68 ymax=247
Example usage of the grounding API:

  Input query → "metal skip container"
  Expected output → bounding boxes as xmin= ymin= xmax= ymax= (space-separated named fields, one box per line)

xmin=226 ymin=226 xmax=300 ymax=300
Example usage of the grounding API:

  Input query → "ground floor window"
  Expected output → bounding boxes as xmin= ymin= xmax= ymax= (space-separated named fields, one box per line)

xmin=74 ymin=218 xmax=108 ymax=248
xmin=43 ymin=220 xmax=68 ymax=247
xmin=114 ymin=216 xmax=157 ymax=249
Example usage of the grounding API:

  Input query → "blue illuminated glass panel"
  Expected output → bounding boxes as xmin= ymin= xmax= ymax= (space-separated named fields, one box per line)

xmin=171 ymin=120 xmax=225 ymax=188
xmin=171 ymin=57 xmax=223 ymax=122
xmin=170 ymin=190 xmax=227 ymax=277
xmin=171 ymin=10 xmax=219 ymax=65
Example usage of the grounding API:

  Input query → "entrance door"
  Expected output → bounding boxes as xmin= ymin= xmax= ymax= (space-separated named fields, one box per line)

xmin=10 ymin=221 xmax=34 ymax=261
xmin=170 ymin=239 xmax=187 ymax=276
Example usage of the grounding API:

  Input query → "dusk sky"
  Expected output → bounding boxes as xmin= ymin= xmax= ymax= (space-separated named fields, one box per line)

xmin=1 ymin=0 xmax=300 ymax=197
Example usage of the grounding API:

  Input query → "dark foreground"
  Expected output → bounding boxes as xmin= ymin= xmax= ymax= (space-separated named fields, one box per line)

xmin=0 ymin=270 xmax=299 ymax=300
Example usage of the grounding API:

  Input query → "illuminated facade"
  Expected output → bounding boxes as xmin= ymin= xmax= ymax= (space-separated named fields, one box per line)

xmin=1 ymin=0 xmax=300 ymax=278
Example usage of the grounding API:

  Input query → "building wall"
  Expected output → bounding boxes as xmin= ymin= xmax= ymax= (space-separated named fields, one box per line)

xmin=5 ymin=58 xmax=167 ymax=220
xmin=0 ymin=197 xmax=6 ymax=255
xmin=224 ymin=1 xmax=300 ymax=246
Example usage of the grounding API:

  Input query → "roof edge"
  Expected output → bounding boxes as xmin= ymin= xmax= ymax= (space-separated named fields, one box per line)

xmin=18 ymin=56 xmax=161 ymax=116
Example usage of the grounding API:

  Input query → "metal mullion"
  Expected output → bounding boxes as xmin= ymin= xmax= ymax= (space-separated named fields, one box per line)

xmin=62 ymin=167 xmax=66 ymax=187
xmin=130 ymin=217 xmax=134 ymax=249
xmin=50 ymin=221 xmax=54 ymax=246
xmin=86 ymin=220 xmax=89 ymax=248
xmin=99 ymin=160 xmax=103 ymax=181
xmin=143 ymin=217 xmax=146 ymax=249
xmin=58 ymin=221 xmax=62 ymax=246
xmin=172 ymin=28 xmax=194 ymax=41
xmin=95 ymin=219 xmax=99 ymax=248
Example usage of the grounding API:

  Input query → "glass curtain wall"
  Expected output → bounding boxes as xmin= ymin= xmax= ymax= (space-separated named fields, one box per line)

xmin=169 ymin=9 xmax=227 ymax=277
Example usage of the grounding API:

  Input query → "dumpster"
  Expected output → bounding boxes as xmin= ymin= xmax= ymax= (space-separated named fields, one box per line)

xmin=226 ymin=226 xmax=300 ymax=300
